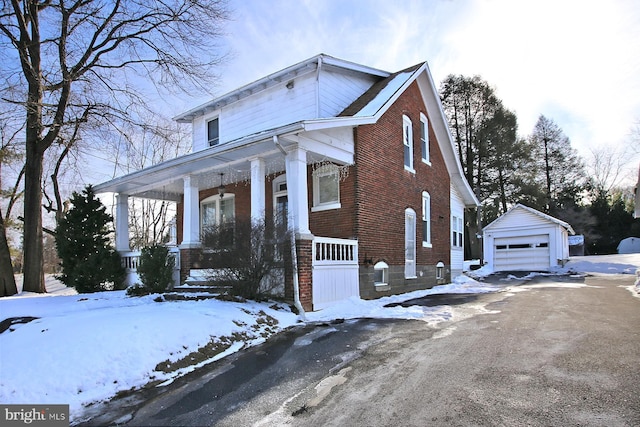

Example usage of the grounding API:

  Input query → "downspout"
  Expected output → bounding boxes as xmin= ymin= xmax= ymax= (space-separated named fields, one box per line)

xmin=273 ymin=135 xmax=306 ymax=320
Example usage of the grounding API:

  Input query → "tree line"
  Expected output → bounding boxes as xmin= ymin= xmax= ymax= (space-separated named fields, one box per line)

xmin=440 ymin=75 xmax=640 ymax=259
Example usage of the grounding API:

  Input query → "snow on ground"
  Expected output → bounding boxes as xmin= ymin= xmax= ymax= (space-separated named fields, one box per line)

xmin=2 ymin=254 xmax=639 ymax=423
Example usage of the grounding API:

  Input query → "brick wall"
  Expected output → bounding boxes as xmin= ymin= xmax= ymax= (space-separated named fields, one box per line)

xmin=354 ymin=81 xmax=451 ymax=295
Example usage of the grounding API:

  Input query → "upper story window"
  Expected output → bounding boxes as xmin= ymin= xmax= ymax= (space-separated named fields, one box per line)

xmin=452 ymin=215 xmax=464 ymax=248
xmin=201 ymin=194 xmax=234 ymax=248
xmin=403 ymin=115 xmax=414 ymax=172
xmin=312 ymin=164 xmax=341 ymax=212
xmin=207 ymin=118 xmax=219 ymax=147
xmin=422 ymin=191 xmax=432 ymax=247
xmin=420 ymin=112 xmax=430 ymax=165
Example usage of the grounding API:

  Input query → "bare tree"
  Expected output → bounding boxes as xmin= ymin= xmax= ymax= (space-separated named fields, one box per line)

xmin=0 ymin=0 xmax=230 ymax=293
xmin=588 ymin=145 xmax=637 ymax=195
xmin=0 ymin=111 xmax=25 ymax=296
xmin=109 ymin=117 xmax=190 ymax=248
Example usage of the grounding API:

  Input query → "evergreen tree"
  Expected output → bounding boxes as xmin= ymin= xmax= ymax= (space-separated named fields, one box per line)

xmin=529 ymin=116 xmax=586 ymax=214
xmin=55 ymin=185 xmax=125 ymax=292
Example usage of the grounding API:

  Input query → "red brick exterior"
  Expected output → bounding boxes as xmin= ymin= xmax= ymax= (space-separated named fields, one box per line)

xmin=311 ymin=81 xmax=452 ymax=297
xmin=176 ymin=81 xmax=453 ymax=306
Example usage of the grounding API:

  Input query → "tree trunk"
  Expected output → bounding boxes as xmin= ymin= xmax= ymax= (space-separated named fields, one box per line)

xmin=0 ymin=214 xmax=18 ymax=297
xmin=22 ymin=139 xmax=46 ymax=293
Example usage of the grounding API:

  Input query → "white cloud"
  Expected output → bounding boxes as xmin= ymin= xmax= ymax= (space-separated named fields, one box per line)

xmin=184 ymin=0 xmax=640 ymax=171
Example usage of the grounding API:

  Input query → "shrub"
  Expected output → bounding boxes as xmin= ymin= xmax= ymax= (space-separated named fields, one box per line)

xmin=202 ymin=217 xmax=290 ymax=301
xmin=136 ymin=245 xmax=176 ymax=294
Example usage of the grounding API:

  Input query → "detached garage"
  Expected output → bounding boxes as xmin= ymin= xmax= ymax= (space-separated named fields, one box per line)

xmin=483 ymin=204 xmax=574 ymax=272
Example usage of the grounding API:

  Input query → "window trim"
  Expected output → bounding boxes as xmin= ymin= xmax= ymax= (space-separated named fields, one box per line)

xmin=420 ymin=112 xmax=431 ymax=165
xmin=403 ymin=114 xmax=415 ymax=173
xmin=312 ymin=164 xmax=341 ymax=212
xmin=405 ymin=208 xmax=417 ymax=279
xmin=200 ymin=193 xmax=235 ymax=234
xmin=422 ymin=192 xmax=432 ymax=248
xmin=373 ymin=261 xmax=389 ymax=287
xmin=207 ymin=117 xmax=220 ymax=147
xmin=452 ymin=215 xmax=464 ymax=249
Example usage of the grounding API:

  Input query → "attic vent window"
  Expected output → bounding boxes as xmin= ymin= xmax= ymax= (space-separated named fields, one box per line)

xmin=207 ymin=118 xmax=219 ymax=147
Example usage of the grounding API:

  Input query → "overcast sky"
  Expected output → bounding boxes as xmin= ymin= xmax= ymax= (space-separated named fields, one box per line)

xmin=173 ymin=0 xmax=639 ymax=164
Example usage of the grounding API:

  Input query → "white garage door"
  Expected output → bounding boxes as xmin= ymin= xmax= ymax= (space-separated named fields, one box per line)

xmin=494 ymin=235 xmax=550 ymax=271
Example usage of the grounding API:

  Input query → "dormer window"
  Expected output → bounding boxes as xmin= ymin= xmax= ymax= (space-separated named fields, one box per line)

xmin=207 ymin=118 xmax=219 ymax=147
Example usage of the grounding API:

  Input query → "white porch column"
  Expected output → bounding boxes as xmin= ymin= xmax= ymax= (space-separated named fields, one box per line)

xmin=285 ymin=147 xmax=311 ymax=236
xmin=181 ymin=175 xmax=201 ymax=247
xmin=250 ymin=157 xmax=266 ymax=222
xmin=115 ymin=194 xmax=130 ymax=251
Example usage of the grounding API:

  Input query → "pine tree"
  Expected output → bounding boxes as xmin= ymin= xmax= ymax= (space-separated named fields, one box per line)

xmin=55 ymin=185 xmax=125 ymax=292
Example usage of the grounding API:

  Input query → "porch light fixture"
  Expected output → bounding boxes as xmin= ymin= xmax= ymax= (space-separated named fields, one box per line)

xmin=218 ymin=173 xmax=225 ymax=198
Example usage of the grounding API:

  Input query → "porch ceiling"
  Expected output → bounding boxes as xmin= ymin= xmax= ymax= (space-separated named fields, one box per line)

xmin=93 ymin=123 xmax=355 ymax=202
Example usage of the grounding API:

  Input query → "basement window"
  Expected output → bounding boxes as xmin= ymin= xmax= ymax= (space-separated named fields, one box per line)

xmin=374 ymin=261 xmax=389 ymax=287
xmin=436 ymin=261 xmax=445 ymax=280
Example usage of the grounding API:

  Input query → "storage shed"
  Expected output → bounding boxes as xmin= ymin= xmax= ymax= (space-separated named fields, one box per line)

xmin=483 ymin=204 xmax=575 ymax=272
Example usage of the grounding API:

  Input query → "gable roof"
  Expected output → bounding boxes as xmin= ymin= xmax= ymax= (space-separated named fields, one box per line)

xmin=339 ymin=63 xmax=423 ymax=118
xmin=174 ymin=54 xmax=390 ymax=123
xmin=484 ymin=204 xmax=575 ymax=234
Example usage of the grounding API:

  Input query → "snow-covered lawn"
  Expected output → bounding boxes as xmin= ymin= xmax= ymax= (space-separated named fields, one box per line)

xmin=2 ymin=254 xmax=639 ymax=423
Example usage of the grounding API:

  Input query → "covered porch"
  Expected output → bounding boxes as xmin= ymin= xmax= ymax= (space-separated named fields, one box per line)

xmin=94 ymin=124 xmax=359 ymax=311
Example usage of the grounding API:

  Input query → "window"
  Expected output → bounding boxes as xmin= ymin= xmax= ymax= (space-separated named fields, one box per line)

xmin=436 ymin=261 xmax=445 ymax=280
xmin=405 ymin=208 xmax=417 ymax=278
xmin=312 ymin=164 xmax=341 ymax=211
xmin=207 ymin=118 xmax=219 ymax=147
xmin=452 ymin=215 xmax=463 ymax=248
xmin=200 ymin=194 xmax=235 ymax=248
xmin=373 ymin=261 xmax=389 ymax=287
xmin=422 ymin=192 xmax=431 ymax=247
xmin=420 ymin=113 xmax=430 ymax=164
xmin=403 ymin=115 xmax=414 ymax=172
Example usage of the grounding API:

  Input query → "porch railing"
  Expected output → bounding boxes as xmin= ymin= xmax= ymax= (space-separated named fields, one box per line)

xmin=120 ymin=246 xmax=181 ymax=288
xmin=312 ymin=236 xmax=358 ymax=265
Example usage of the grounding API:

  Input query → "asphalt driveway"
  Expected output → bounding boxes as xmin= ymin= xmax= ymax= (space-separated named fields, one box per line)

xmin=82 ymin=273 xmax=640 ymax=426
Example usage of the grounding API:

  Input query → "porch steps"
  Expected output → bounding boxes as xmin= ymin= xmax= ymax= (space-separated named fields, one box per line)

xmin=169 ymin=269 xmax=232 ymax=296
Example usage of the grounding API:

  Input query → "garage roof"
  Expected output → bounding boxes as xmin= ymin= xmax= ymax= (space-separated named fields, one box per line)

xmin=484 ymin=204 xmax=575 ymax=235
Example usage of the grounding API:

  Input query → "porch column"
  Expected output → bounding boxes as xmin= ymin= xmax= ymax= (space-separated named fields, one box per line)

xmin=181 ymin=175 xmax=201 ymax=247
xmin=115 ymin=194 xmax=130 ymax=251
xmin=285 ymin=147 xmax=311 ymax=237
xmin=250 ymin=157 xmax=266 ymax=222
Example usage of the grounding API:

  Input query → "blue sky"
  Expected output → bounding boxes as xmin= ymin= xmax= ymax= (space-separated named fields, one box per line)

xmin=171 ymin=0 xmax=640 ymax=161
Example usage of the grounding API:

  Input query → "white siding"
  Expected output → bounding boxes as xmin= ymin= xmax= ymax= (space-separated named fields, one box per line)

xmin=319 ymin=69 xmax=377 ymax=118
xmin=192 ymin=72 xmax=318 ymax=151
xmin=450 ymin=184 xmax=465 ymax=277
xmin=191 ymin=67 xmax=379 ymax=153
